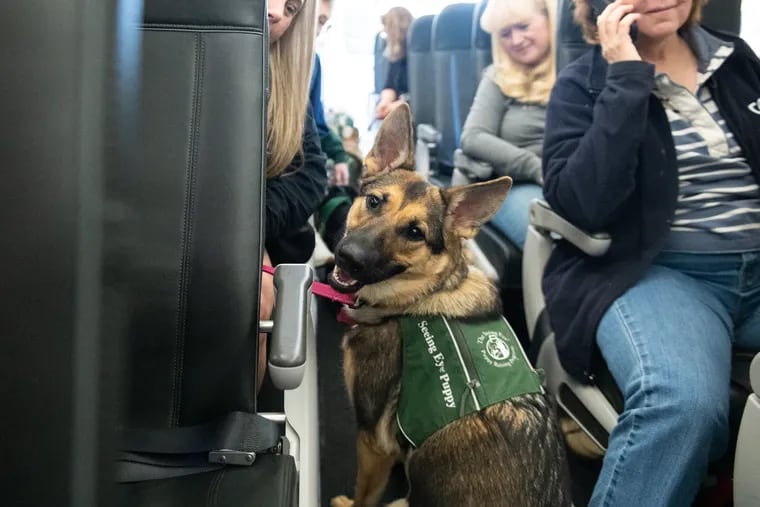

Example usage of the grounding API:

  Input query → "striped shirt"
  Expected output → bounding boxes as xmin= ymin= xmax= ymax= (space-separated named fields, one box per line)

xmin=655 ymin=27 xmax=760 ymax=253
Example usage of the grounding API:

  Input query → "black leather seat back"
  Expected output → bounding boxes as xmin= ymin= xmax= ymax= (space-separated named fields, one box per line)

xmin=118 ymin=0 xmax=267 ymax=428
xmin=556 ymin=0 xmax=590 ymax=71
xmin=472 ymin=0 xmax=493 ymax=77
xmin=374 ymin=31 xmax=389 ymax=94
xmin=702 ymin=0 xmax=742 ymax=34
xmin=408 ymin=15 xmax=435 ymax=127
xmin=556 ymin=0 xmax=743 ymax=72
xmin=432 ymin=2 xmax=478 ymax=171
xmin=1 ymin=0 xmax=127 ymax=504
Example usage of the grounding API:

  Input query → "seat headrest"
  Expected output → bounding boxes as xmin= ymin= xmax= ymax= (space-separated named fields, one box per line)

xmin=433 ymin=3 xmax=476 ymax=51
xmin=409 ymin=15 xmax=434 ymax=52
xmin=143 ymin=0 xmax=266 ymax=28
xmin=472 ymin=0 xmax=490 ymax=50
xmin=702 ymin=0 xmax=741 ymax=35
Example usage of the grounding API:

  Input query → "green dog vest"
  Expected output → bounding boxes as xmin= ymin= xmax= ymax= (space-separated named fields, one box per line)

xmin=397 ymin=315 xmax=543 ymax=448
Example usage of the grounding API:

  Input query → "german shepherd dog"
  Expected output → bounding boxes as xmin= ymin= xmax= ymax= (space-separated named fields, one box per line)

xmin=327 ymin=104 xmax=571 ymax=507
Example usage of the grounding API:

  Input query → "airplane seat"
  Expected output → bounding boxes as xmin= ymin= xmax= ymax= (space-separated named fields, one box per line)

xmin=374 ymin=31 xmax=389 ymax=95
xmin=113 ymin=1 xmax=311 ymax=505
xmin=408 ymin=15 xmax=436 ymax=128
xmin=523 ymin=1 xmax=756 ymax=501
xmin=472 ymin=0 xmax=493 ymax=77
xmin=408 ymin=15 xmax=441 ymax=178
xmin=429 ymin=3 xmax=478 ymax=184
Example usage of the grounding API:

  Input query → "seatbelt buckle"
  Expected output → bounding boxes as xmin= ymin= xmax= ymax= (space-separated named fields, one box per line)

xmin=208 ymin=450 xmax=256 ymax=466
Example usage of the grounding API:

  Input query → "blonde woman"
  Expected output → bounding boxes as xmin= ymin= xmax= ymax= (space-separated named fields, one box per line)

xmin=260 ymin=0 xmax=327 ymax=391
xmin=459 ymin=0 xmax=555 ymax=250
xmin=376 ymin=6 xmax=414 ymax=119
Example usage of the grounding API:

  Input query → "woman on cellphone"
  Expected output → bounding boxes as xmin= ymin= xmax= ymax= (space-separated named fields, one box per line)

xmin=542 ymin=0 xmax=760 ymax=505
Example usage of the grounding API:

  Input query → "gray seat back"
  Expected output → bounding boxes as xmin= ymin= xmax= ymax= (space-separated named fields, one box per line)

xmin=408 ymin=15 xmax=436 ymax=127
xmin=432 ymin=2 xmax=478 ymax=171
xmin=472 ymin=0 xmax=493 ymax=78
xmin=374 ymin=31 xmax=389 ymax=94
xmin=116 ymin=0 xmax=268 ymax=428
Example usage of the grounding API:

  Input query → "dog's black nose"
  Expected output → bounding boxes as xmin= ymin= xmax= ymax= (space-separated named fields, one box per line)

xmin=335 ymin=240 xmax=370 ymax=276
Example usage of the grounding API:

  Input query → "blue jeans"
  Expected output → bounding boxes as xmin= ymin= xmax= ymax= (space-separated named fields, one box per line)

xmin=592 ymin=251 xmax=760 ymax=507
xmin=489 ymin=183 xmax=543 ymax=251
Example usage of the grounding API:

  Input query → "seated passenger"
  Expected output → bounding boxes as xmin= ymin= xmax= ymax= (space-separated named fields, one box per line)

xmin=260 ymin=0 xmax=327 ymax=391
xmin=311 ymin=0 xmax=351 ymax=188
xmin=375 ymin=6 xmax=414 ymax=120
xmin=541 ymin=1 xmax=760 ymax=505
xmin=460 ymin=0 xmax=555 ymax=250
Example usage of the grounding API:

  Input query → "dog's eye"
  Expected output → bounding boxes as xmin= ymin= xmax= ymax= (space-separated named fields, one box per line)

xmin=366 ymin=195 xmax=381 ymax=210
xmin=405 ymin=225 xmax=425 ymax=242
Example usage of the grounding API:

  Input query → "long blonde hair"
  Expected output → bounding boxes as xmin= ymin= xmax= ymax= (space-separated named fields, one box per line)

xmin=267 ymin=0 xmax=317 ymax=178
xmin=480 ymin=0 xmax=556 ymax=104
xmin=382 ymin=6 xmax=414 ymax=62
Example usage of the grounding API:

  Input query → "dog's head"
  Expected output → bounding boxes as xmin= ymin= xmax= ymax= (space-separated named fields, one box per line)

xmin=328 ymin=104 xmax=512 ymax=304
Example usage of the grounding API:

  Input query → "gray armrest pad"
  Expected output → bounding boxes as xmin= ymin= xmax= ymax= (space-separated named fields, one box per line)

xmin=529 ymin=200 xmax=611 ymax=257
xmin=417 ymin=123 xmax=441 ymax=144
xmin=752 ymin=353 xmax=760 ymax=394
xmin=453 ymin=149 xmax=494 ymax=180
xmin=269 ymin=264 xmax=313 ymax=390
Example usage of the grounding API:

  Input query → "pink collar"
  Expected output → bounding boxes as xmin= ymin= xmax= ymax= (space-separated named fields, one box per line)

xmin=262 ymin=265 xmax=358 ymax=307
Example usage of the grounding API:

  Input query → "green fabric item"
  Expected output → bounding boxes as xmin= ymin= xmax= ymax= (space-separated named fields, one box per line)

xmin=397 ymin=315 xmax=543 ymax=448
xmin=317 ymin=194 xmax=353 ymax=235
xmin=320 ymin=130 xmax=350 ymax=164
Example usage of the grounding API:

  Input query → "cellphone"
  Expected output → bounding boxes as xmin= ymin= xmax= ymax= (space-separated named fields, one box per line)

xmin=589 ymin=0 xmax=639 ymax=42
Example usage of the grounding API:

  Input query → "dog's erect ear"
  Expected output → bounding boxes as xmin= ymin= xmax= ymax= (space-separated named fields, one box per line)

xmin=444 ymin=176 xmax=513 ymax=239
xmin=364 ymin=103 xmax=415 ymax=177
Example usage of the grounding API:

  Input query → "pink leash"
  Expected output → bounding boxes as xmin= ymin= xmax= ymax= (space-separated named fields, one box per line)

xmin=262 ymin=265 xmax=358 ymax=308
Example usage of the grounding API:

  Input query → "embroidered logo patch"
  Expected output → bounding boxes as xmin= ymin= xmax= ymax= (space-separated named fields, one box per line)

xmin=749 ymin=99 xmax=760 ymax=115
xmin=478 ymin=331 xmax=518 ymax=368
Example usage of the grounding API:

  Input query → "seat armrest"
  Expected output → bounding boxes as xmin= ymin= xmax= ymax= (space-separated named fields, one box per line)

xmin=417 ymin=123 xmax=441 ymax=144
xmin=752 ymin=353 xmax=760 ymax=394
xmin=529 ymin=200 xmax=611 ymax=257
xmin=453 ymin=149 xmax=494 ymax=180
xmin=267 ymin=264 xmax=313 ymax=390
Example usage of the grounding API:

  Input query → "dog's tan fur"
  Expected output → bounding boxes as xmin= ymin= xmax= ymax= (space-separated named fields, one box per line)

xmin=329 ymin=105 xmax=571 ymax=507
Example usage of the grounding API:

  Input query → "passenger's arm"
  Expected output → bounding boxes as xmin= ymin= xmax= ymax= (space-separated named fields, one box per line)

xmin=542 ymin=60 xmax=654 ymax=231
xmin=460 ymin=76 xmax=542 ymax=184
xmin=265 ymin=109 xmax=328 ymax=238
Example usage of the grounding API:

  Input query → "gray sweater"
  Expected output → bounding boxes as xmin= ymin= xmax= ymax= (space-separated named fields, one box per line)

xmin=460 ymin=66 xmax=546 ymax=184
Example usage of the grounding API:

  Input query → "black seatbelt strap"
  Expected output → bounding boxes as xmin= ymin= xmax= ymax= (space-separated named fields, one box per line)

xmin=117 ymin=411 xmax=282 ymax=483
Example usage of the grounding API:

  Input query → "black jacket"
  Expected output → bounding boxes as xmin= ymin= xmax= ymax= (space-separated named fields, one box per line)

xmin=265 ymin=107 xmax=327 ymax=264
xmin=541 ymin=30 xmax=760 ymax=382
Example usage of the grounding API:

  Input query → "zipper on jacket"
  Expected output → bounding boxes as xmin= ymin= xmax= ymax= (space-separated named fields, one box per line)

xmin=441 ymin=317 xmax=482 ymax=416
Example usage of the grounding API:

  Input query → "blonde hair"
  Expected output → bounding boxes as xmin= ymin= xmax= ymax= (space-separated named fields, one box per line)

xmin=267 ymin=0 xmax=317 ymax=178
xmin=382 ymin=6 xmax=414 ymax=62
xmin=480 ymin=0 xmax=556 ymax=104
xmin=573 ymin=0 xmax=708 ymax=44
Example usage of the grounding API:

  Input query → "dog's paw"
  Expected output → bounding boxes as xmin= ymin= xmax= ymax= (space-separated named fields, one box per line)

xmin=330 ymin=495 xmax=354 ymax=507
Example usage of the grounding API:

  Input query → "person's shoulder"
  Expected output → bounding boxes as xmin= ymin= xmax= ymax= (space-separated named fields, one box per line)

xmin=701 ymin=26 xmax=758 ymax=61
xmin=480 ymin=65 xmax=501 ymax=85
xmin=555 ymin=46 xmax=606 ymax=92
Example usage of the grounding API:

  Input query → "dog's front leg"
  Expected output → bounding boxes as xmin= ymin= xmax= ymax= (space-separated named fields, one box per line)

xmin=331 ymin=430 xmax=396 ymax=507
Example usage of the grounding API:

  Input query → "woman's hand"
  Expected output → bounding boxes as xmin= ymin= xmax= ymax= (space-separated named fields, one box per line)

xmin=598 ymin=0 xmax=641 ymax=64
xmin=257 ymin=250 xmax=274 ymax=393
xmin=332 ymin=162 xmax=350 ymax=186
